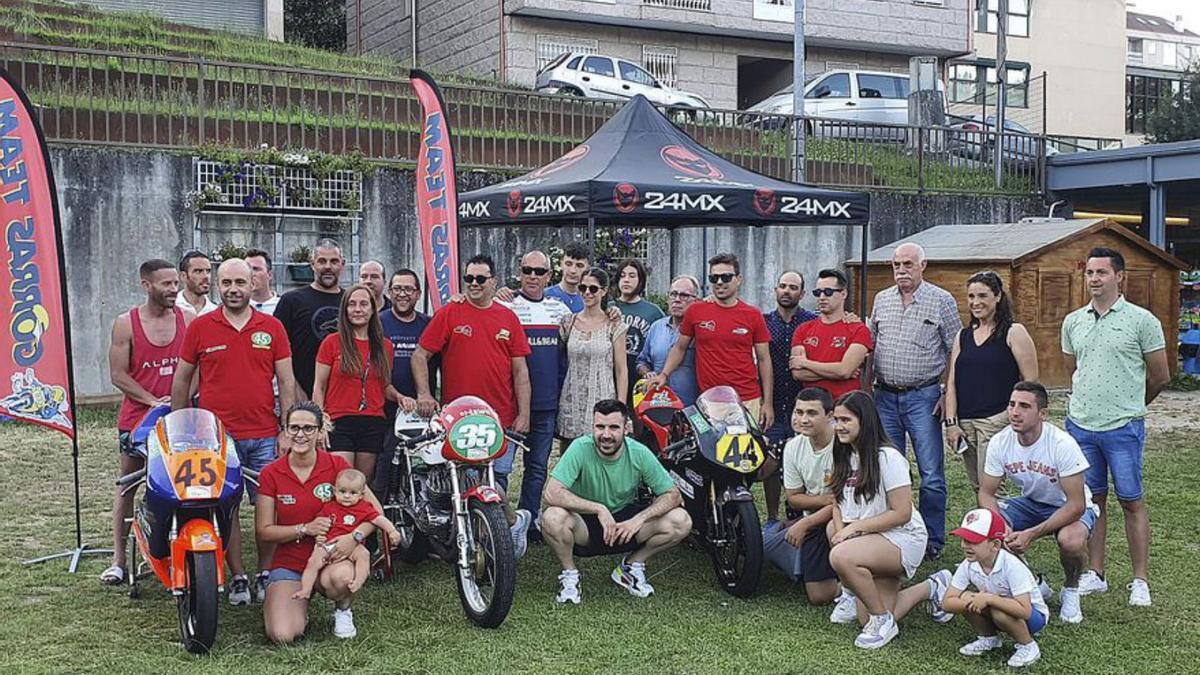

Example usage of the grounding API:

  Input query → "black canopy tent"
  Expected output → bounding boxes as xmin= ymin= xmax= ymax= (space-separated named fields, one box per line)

xmin=456 ymin=95 xmax=872 ymax=311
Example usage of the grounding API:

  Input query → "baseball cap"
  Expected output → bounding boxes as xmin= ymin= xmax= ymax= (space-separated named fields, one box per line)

xmin=950 ymin=508 xmax=1006 ymax=544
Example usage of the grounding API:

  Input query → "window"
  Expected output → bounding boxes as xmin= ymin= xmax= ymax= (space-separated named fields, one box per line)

xmin=642 ymin=45 xmax=678 ymax=88
xmin=1129 ymin=38 xmax=1144 ymax=58
xmin=619 ymin=60 xmax=658 ymax=87
xmin=1163 ymin=42 xmax=1177 ymax=68
xmin=535 ymin=35 xmax=598 ymax=71
xmin=1126 ymin=73 xmax=1182 ymax=134
xmin=567 ymin=56 xmax=584 ymax=70
xmin=977 ymin=0 xmax=1029 ymax=38
xmin=857 ymin=74 xmax=909 ymax=99
xmin=582 ymin=56 xmax=615 ymax=78
xmin=808 ymin=73 xmax=850 ymax=98
xmin=948 ymin=61 xmax=1029 ymax=108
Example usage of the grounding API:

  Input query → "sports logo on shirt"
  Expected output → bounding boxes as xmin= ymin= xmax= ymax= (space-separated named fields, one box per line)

xmin=832 ymin=336 xmax=847 ymax=348
xmin=279 ymin=494 xmax=296 ymax=505
xmin=454 ymin=325 xmax=474 ymax=337
xmin=313 ymin=483 xmax=333 ymax=501
xmin=732 ymin=327 xmax=749 ymax=335
xmin=251 ymin=331 xmax=272 ymax=349
xmin=496 ymin=328 xmax=511 ymax=341
xmin=342 ymin=514 xmax=356 ymax=526
xmin=804 ymin=336 xmax=819 ymax=347
xmin=697 ymin=320 xmax=717 ymax=332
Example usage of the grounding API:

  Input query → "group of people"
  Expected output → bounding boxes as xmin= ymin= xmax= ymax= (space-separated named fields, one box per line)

xmin=99 ymin=236 xmax=1168 ymax=663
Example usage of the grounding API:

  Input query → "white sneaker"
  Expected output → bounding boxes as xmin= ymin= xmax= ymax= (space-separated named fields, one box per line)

xmin=1037 ymin=575 xmax=1053 ymax=602
xmin=332 ymin=608 xmax=357 ymax=639
xmin=611 ymin=556 xmax=654 ymax=598
xmin=928 ymin=570 xmax=954 ymax=624
xmin=1059 ymin=586 xmax=1082 ymax=624
xmin=829 ymin=591 xmax=858 ymax=624
xmin=1128 ymin=578 xmax=1152 ymax=607
xmin=959 ymin=634 xmax=1003 ymax=656
xmin=556 ymin=569 xmax=581 ymax=604
xmin=1008 ymin=640 xmax=1041 ymax=667
xmin=1078 ymin=569 xmax=1108 ymax=595
xmin=228 ymin=574 xmax=251 ymax=606
xmin=854 ymin=612 xmax=899 ymax=650
xmin=511 ymin=509 xmax=532 ymax=561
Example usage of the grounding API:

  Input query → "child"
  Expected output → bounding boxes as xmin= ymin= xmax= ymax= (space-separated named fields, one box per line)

xmin=292 ymin=468 xmax=401 ymax=600
xmin=942 ymin=507 xmax=1050 ymax=668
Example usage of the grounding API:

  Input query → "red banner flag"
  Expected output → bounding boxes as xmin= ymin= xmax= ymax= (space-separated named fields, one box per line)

xmin=0 ymin=69 xmax=75 ymax=438
xmin=410 ymin=70 xmax=460 ymax=311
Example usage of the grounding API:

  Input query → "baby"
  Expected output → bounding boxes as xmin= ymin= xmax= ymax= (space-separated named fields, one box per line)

xmin=293 ymin=468 xmax=401 ymax=599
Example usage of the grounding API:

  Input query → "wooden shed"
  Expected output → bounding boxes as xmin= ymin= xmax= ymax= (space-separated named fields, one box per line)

xmin=847 ymin=218 xmax=1187 ymax=387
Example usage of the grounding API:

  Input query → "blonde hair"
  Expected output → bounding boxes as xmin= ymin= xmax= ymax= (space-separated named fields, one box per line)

xmin=336 ymin=468 xmax=367 ymax=492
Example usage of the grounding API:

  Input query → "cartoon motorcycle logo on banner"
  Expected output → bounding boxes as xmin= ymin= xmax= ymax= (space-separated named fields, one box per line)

xmin=0 ymin=368 xmax=70 ymax=427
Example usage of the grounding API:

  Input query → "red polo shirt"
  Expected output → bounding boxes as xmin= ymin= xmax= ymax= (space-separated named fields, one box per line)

xmin=181 ymin=307 xmax=291 ymax=440
xmin=258 ymin=450 xmax=352 ymax=573
xmin=791 ymin=319 xmax=874 ymax=399
xmin=316 ymin=334 xmax=394 ymax=419
xmin=679 ymin=300 xmax=770 ymax=400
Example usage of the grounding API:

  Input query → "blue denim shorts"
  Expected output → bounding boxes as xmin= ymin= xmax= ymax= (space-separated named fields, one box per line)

xmin=1026 ymin=608 xmax=1048 ymax=635
xmin=1065 ymin=418 xmax=1145 ymax=501
xmin=267 ymin=568 xmax=302 ymax=587
xmin=235 ymin=437 xmax=277 ymax=501
xmin=998 ymin=496 xmax=1097 ymax=534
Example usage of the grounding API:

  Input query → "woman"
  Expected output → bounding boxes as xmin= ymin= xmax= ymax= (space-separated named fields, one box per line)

xmin=557 ymin=268 xmax=628 ymax=440
xmin=613 ymin=259 xmax=663 ymax=405
xmin=313 ymin=284 xmax=414 ymax=481
xmin=257 ymin=401 xmax=389 ymax=643
xmin=827 ymin=391 xmax=930 ymax=650
xmin=944 ymin=271 xmax=1038 ymax=489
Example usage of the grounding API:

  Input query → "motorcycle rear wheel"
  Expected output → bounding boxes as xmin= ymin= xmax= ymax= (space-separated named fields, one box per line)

xmin=454 ymin=501 xmax=516 ymax=628
xmin=177 ymin=550 xmax=219 ymax=654
xmin=711 ymin=499 xmax=763 ymax=598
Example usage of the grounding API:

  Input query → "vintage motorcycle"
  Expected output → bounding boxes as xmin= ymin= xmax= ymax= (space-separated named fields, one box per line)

xmin=117 ymin=406 xmax=247 ymax=654
xmin=378 ymin=396 xmax=523 ymax=628
xmin=634 ymin=383 xmax=766 ymax=598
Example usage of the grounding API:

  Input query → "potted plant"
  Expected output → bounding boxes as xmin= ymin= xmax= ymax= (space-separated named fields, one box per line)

xmin=210 ymin=240 xmax=247 ymax=263
xmin=287 ymin=244 xmax=314 ymax=283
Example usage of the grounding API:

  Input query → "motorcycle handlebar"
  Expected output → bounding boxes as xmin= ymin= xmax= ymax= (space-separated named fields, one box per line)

xmin=505 ymin=429 xmax=527 ymax=444
xmin=398 ymin=430 xmax=438 ymax=448
xmin=661 ymin=438 xmax=693 ymax=457
xmin=116 ymin=468 xmax=146 ymax=487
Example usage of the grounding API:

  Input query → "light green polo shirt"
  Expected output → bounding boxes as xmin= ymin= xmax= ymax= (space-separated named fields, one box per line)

xmin=1061 ymin=296 xmax=1165 ymax=431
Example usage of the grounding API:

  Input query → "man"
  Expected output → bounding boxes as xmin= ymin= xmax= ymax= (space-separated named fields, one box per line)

xmin=176 ymin=250 xmax=217 ymax=316
xmin=979 ymin=382 xmax=1100 ymax=624
xmin=171 ymin=259 xmax=297 ymax=605
xmin=651 ymin=253 xmax=774 ymax=430
xmin=358 ymin=259 xmax=392 ymax=312
xmin=790 ymin=269 xmax=873 ymax=399
xmin=637 ymin=275 xmax=701 ymax=406
xmin=101 ymin=259 xmax=194 ymax=586
xmin=412 ymin=254 xmax=535 ymax=554
xmin=273 ymin=238 xmax=345 ymax=399
xmin=545 ymin=242 xmax=590 ymax=313
xmin=869 ymin=242 xmax=962 ymax=560
xmin=1061 ymin=247 xmax=1169 ymax=607
xmin=760 ymin=270 xmax=818 ymax=524
xmin=500 ymin=251 xmax=573 ymax=541
xmin=541 ymin=399 xmax=691 ymax=603
xmin=244 ymin=248 xmax=279 ymax=315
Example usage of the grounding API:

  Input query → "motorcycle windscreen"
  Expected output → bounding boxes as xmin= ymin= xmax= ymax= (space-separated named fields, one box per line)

xmin=153 ymin=409 xmax=239 ymax=502
xmin=442 ymin=413 xmax=507 ymax=463
xmin=694 ymin=386 xmax=764 ymax=473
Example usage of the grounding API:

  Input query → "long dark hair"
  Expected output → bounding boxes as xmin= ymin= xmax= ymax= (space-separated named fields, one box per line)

xmin=584 ymin=267 xmax=611 ymax=311
xmin=337 ymin=284 xmax=391 ymax=384
xmin=966 ymin=271 xmax=1013 ymax=345
xmin=830 ymin=391 xmax=894 ymax=505
xmin=614 ymin=259 xmax=647 ymax=299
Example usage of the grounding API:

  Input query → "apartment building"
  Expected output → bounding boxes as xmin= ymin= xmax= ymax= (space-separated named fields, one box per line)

xmin=348 ymin=0 xmax=970 ymax=110
xmin=1125 ymin=9 xmax=1200 ymax=140
xmin=66 ymin=0 xmax=284 ymax=39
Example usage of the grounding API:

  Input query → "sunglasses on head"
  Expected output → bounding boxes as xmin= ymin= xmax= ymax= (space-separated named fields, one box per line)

xmin=812 ymin=288 xmax=843 ymax=297
xmin=708 ymin=273 xmax=736 ymax=284
xmin=462 ymin=274 xmax=492 ymax=285
xmin=521 ymin=266 xmax=549 ymax=276
xmin=579 ymin=284 xmax=604 ymax=295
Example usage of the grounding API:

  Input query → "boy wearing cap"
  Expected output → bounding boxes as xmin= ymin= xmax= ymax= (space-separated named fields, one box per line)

xmin=943 ymin=507 xmax=1049 ymax=668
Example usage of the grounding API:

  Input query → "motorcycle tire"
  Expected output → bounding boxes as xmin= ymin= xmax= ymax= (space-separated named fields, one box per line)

xmin=454 ymin=501 xmax=516 ymax=629
xmin=711 ymin=500 xmax=763 ymax=599
xmin=177 ymin=550 xmax=219 ymax=654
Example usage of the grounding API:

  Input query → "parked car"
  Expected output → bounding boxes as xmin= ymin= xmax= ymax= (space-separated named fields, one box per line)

xmin=946 ymin=115 xmax=1059 ymax=168
xmin=747 ymin=70 xmax=941 ymax=125
xmin=535 ymin=52 xmax=711 ymax=111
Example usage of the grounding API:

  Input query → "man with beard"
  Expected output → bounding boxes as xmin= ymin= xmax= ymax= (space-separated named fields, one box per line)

xmin=100 ymin=259 xmax=195 ymax=586
xmin=358 ymin=260 xmax=392 ymax=312
xmin=545 ymin=242 xmax=591 ymax=313
xmin=176 ymin=250 xmax=217 ymax=316
xmin=790 ymin=269 xmax=873 ymax=400
xmin=172 ymin=259 xmax=297 ymax=605
xmin=245 ymin=248 xmax=279 ymax=315
xmin=541 ymin=399 xmax=690 ymax=603
xmin=274 ymin=239 xmax=345 ymax=399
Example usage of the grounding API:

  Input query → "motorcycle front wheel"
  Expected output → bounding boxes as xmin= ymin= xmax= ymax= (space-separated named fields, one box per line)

xmin=710 ymin=499 xmax=763 ymax=598
xmin=454 ymin=501 xmax=516 ymax=628
xmin=178 ymin=549 xmax=219 ymax=654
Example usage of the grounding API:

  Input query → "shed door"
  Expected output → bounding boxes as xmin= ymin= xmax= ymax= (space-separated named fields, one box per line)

xmin=1123 ymin=270 xmax=1154 ymax=309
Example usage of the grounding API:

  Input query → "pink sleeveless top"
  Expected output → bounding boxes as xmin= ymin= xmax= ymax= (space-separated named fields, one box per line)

xmin=116 ymin=307 xmax=186 ymax=431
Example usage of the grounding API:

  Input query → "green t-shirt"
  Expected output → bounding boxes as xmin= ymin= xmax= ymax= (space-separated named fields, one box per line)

xmin=551 ymin=436 xmax=676 ymax=512
xmin=615 ymin=299 xmax=666 ymax=365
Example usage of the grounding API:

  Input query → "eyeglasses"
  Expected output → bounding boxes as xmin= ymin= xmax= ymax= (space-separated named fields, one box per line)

xmin=521 ymin=266 xmax=549 ymax=276
xmin=579 ymin=284 xmax=604 ymax=295
xmin=812 ymin=288 xmax=843 ymax=297
xmin=390 ymin=285 xmax=419 ymax=295
xmin=462 ymin=274 xmax=492 ymax=285
xmin=668 ymin=291 xmax=696 ymax=300
xmin=287 ymin=424 xmax=320 ymax=436
xmin=708 ymin=273 xmax=736 ymax=284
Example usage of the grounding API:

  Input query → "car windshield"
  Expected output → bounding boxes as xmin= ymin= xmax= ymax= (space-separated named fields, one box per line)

xmin=696 ymin=386 xmax=750 ymax=432
xmin=162 ymin=408 xmax=221 ymax=453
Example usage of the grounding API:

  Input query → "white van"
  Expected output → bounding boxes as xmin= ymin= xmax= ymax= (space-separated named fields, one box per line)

xmin=747 ymin=70 xmax=942 ymax=126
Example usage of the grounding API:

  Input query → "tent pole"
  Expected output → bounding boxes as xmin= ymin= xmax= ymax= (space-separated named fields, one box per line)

xmin=668 ymin=228 xmax=676 ymax=284
xmin=858 ymin=220 xmax=868 ymax=315
xmin=701 ymin=227 xmax=709 ymax=296
xmin=587 ymin=217 xmax=596 ymax=251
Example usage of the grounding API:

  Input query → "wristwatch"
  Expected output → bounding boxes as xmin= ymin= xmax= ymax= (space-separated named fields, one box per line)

xmin=352 ymin=530 xmax=366 ymax=544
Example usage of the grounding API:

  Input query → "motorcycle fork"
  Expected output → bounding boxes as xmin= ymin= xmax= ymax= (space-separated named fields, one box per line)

xmin=167 ymin=514 xmax=182 ymax=597
xmin=448 ymin=462 xmax=474 ymax=570
xmin=707 ymin=481 xmax=732 ymax=546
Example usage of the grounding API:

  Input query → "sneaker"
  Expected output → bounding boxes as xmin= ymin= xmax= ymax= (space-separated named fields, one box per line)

xmin=1037 ymin=574 xmax=1053 ymax=602
xmin=511 ymin=509 xmax=532 ymax=561
xmin=611 ymin=556 xmax=655 ymax=598
xmin=228 ymin=575 xmax=251 ymax=606
xmin=959 ymin=634 xmax=1003 ymax=656
xmin=854 ymin=613 xmax=899 ymax=649
xmin=332 ymin=608 xmax=357 ymax=639
xmin=1059 ymin=586 xmax=1082 ymax=624
xmin=928 ymin=570 xmax=954 ymax=624
xmin=1008 ymin=640 xmax=1042 ymax=667
xmin=556 ymin=569 xmax=581 ymax=604
xmin=1078 ymin=569 xmax=1108 ymax=595
xmin=830 ymin=591 xmax=858 ymax=624
xmin=254 ymin=571 xmax=270 ymax=604
xmin=1128 ymin=578 xmax=1152 ymax=607
xmin=924 ymin=546 xmax=943 ymax=563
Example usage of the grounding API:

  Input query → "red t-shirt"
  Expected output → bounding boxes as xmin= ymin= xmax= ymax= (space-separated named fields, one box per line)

xmin=257 ymin=451 xmax=352 ymax=573
xmin=790 ymin=318 xmax=874 ymax=399
xmin=679 ymin=300 xmax=770 ymax=400
xmin=316 ymin=334 xmax=394 ymax=419
xmin=181 ymin=308 xmax=291 ymax=440
xmin=320 ymin=499 xmax=382 ymax=540
xmin=419 ymin=301 xmax=532 ymax=427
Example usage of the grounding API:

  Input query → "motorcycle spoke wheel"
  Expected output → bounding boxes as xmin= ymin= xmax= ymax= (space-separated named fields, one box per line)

xmin=454 ymin=502 xmax=516 ymax=628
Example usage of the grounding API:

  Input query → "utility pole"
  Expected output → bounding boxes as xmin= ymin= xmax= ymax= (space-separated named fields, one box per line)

xmin=993 ymin=0 xmax=1008 ymax=188
xmin=793 ymin=0 xmax=806 ymax=183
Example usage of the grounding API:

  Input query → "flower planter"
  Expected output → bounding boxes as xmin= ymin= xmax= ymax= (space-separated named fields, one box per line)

xmin=287 ymin=265 xmax=315 ymax=283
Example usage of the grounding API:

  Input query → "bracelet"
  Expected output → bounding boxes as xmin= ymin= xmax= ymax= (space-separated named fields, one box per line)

xmin=295 ymin=524 xmax=305 ymax=542
xmin=942 ymin=417 xmax=958 ymax=428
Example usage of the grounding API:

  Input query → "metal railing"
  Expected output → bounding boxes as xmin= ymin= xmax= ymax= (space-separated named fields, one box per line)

xmin=643 ymin=0 xmax=713 ymax=10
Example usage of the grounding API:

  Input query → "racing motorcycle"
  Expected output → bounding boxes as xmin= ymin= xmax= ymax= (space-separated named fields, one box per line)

xmin=116 ymin=406 xmax=247 ymax=654
xmin=634 ymin=383 xmax=766 ymax=598
xmin=378 ymin=396 xmax=523 ymax=628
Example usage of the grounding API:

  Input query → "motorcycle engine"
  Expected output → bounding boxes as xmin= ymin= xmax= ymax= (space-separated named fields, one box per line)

xmin=413 ymin=470 xmax=452 ymax=536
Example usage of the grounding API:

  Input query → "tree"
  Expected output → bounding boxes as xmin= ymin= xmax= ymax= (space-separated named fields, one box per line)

xmin=285 ymin=0 xmax=346 ymax=52
xmin=1145 ymin=63 xmax=1200 ymax=144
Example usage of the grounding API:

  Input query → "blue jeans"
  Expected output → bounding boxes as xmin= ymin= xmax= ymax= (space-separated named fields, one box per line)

xmin=874 ymin=383 xmax=946 ymax=553
xmin=235 ymin=437 xmax=277 ymax=501
xmin=999 ymin=496 xmax=1098 ymax=534
xmin=1066 ymin=418 xmax=1146 ymax=501
xmin=516 ymin=409 xmax=557 ymax=520
xmin=493 ymin=436 xmax=521 ymax=493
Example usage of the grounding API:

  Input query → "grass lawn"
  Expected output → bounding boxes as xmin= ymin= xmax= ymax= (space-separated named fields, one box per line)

xmin=0 ymin=402 xmax=1196 ymax=674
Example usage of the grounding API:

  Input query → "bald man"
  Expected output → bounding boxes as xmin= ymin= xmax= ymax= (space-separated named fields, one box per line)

xmin=359 ymin=259 xmax=392 ymax=312
xmin=172 ymin=257 xmax=297 ymax=605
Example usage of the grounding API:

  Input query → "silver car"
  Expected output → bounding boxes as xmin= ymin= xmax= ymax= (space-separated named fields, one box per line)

xmin=535 ymin=52 xmax=710 ymax=110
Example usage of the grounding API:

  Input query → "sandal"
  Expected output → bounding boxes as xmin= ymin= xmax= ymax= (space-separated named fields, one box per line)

xmin=99 ymin=564 xmax=125 ymax=585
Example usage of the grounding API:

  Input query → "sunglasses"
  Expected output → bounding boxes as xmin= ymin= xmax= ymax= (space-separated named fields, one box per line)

xmin=708 ymin=273 xmax=736 ymax=284
xmin=579 ymin=284 xmax=604 ymax=295
xmin=521 ymin=266 xmax=549 ymax=276
xmin=287 ymin=424 xmax=320 ymax=436
xmin=390 ymin=285 xmax=419 ymax=295
xmin=462 ymin=274 xmax=492 ymax=285
xmin=668 ymin=291 xmax=696 ymax=300
xmin=812 ymin=288 xmax=843 ymax=297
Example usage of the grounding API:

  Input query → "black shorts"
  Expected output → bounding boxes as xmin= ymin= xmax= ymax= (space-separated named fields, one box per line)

xmin=800 ymin=526 xmax=837 ymax=583
xmin=329 ymin=415 xmax=388 ymax=453
xmin=574 ymin=504 xmax=647 ymax=558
